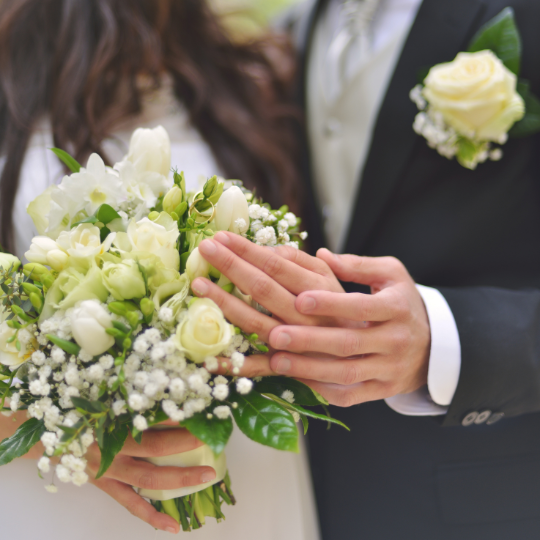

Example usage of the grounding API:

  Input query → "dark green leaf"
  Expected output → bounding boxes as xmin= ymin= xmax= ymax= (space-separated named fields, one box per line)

xmin=71 ymin=216 xmax=99 ymax=229
xmin=95 ymin=416 xmax=106 ymax=448
xmin=230 ymin=390 xmax=298 ymax=452
xmin=0 ymin=418 xmax=46 ymax=466
xmin=254 ymin=377 xmax=328 ymax=406
xmin=96 ymin=204 xmax=121 ymax=225
xmin=50 ymin=147 xmax=81 ymax=173
xmin=46 ymin=334 xmax=80 ymax=356
xmin=96 ymin=423 xmax=129 ymax=479
xmin=468 ymin=7 xmax=521 ymax=75
xmin=264 ymin=394 xmax=349 ymax=431
xmin=509 ymin=81 xmax=540 ymax=137
xmin=71 ymin=397 xmax=107 ymax=414
xmin=183 ymin=412 xmax=233 ymax=455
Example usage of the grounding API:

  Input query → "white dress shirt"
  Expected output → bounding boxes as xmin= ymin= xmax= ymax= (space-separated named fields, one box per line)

xmin=307 ymin=0 xmax=461 ymax=415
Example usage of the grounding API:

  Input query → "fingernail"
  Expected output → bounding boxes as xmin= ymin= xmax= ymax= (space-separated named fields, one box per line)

xmin=199 ymin=239 xmax=217 ymax=255
xmin=192 ymin=278 xmax=208 ymax=296
xmin=274 ymin=356 xmax=291 ymax=373
xmin=214 ymin=231 xmax=230 ymax=245
xmin=165 ymin=526 xmax=177 ymax=534
xmin=201 ymin=471 xmax=216 ymax=483
xmin=275 ymin=331 xmax=291 ymax=349
xmin=300 ymin=296 xmax=316 ymax=313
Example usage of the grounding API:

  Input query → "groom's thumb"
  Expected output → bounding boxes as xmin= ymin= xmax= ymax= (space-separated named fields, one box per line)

xmin=316 ymin=249 xmax=406 ymax=287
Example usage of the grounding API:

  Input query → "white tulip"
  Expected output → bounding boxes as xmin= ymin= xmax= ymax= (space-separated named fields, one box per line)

xmin=70 ymin=300 xmax=115 ymax=357
xmin=214 ymin=186 xmax=250 ymax=234
xmin=26 ymin=236 xmax=68 ymax=272
xmin=185 ymin=247 xmax=210 ymax=282
xmin=125 ymin=126 xmax=171 ymax=178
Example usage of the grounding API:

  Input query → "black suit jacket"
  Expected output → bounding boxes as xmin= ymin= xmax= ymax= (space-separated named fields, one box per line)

xmin=298 ymin=0 xmax=540 ymax=538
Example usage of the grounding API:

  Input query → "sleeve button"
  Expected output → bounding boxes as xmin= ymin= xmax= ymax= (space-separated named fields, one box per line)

xmin=486 ymin=411 xmax=504 ymax=425
xmin=462 ymin=412 xmax=478 ymax=426
xmin=474 ymin=410 xmax=492 ymax=424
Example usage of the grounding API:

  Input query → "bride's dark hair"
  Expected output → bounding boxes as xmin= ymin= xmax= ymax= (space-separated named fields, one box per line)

xmin=0 ymin=0 xmax=301 ymax=252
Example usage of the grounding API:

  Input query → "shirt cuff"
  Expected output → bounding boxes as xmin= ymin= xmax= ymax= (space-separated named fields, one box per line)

xmin=384 ymin=285 xmax=461 ymax=416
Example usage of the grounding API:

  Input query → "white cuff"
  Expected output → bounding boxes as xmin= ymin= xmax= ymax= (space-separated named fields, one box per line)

xmin=384 ymin=285 xmax=461 ymax=416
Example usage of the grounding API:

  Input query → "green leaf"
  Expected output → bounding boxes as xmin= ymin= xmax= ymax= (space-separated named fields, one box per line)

xmin=0 ymin=418 xmax=46 ymax=466
xmin=95 ymin=423 xmax=128 ymax=479
xmin=468 ymin=7 xmax=521 ymax=75
xmin=71 ymin=216 xmax=99 ymax=229
xmin=254 ymin=376 xmax=328 ymax=406
xmin=230 ymin=390 xmax=299 ymax=452
xmin=510 ymin=81 xmax=540 ymax=138
xmin=264 ymin=394 xmax=350 ymax=431
xmin=46 ymin=334 xmax=81 ymax=356
xmin=50 ymin=148 xmax=81 ymax=173
xmin=96 ymin=204 xmax=121 ymax=225
xmin=183 ymin=412 xmax=233 ymax=455
xmin=70 ymin=397 xmax=108 ymax=414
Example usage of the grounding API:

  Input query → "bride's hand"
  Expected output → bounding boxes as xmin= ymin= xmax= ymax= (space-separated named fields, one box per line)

xmin=84 ymin=427 xmax=214 ymax=534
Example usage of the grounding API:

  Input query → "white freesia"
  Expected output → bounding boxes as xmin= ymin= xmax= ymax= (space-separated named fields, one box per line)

xmin=214 ymin=186 xmax=249 ymax=234
xmin=115 ymin=213 xmax=179 ymax=270
xmin=185 ymin=247 xmax=210 ymax=282
xmin=0 ymin=322 xmax=32 ymax=366
xmin=56 ymin=224 xmax=115 ymax=260
xmin=70 ymin=300 xmax=115 ymax=357
xmin=0 ymin=253 xmax=20 ymax=272
xmin=25 ymin=237 xmax=68 ymax=272
xmin=423 ymin=50 xmax=525 ymax=142
xmin=123 ymin=126 xmax=171 ymax=178
xmin=173 ymin=298 xmax=233 ymax=363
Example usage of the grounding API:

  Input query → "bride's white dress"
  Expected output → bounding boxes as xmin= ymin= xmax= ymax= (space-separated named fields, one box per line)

xmin=0 ymin=81 xmax=320 ymax=540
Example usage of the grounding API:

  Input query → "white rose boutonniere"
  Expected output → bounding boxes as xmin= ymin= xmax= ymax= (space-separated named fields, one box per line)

xmin=410 ymin=8 xmax=540 ymax=169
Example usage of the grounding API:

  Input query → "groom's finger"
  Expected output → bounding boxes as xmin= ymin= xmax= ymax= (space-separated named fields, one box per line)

xmin=198 ymin=239 xmax=315 ymax=325
xmin=295 ymin=289 xmax=398 ymax=321
xmin=191 ymin=277 xmax=278 ymax=342
xmin=213 ymin=232 xmax=340 ymax=294
xmin=268 ymin=325 xmax=386 ymax=356
xmin=209 ymin=354 xmax=273 ymax=378
xmin=269 ymin=352 xmax=383 ymax=385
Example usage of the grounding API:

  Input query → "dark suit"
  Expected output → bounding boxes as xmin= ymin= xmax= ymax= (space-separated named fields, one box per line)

xmin=298 ymin=0 xmax=540 ymax=538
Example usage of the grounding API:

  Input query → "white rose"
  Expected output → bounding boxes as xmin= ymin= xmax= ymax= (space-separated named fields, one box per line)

xmin=102 ymin=259 xmax=147 ymax=301
xmin=173 ymin=298 xmax=233 ymax=363
xmin=185 ymin=247 xmax=210 ymax=282
xmin=124 ymin=126 xmax=171 ymax=178
xmin=115 ymin=213 xmax=179 ymax=270
xmin=214 ymin=186 xmax=250 ymax=234
xmin=25 ymin=236 xmax=68 ymax=272
xmin=70 ymin=300 xmax=115 ymax=357
xmin=423 ymin=50 xmax=525 ymax=141
xmin=0 ymin=322 xmax=30 ymax=367
xmin=56 ymin=224 xmax=115 ymax=260
xmin=0 ymin=253 xmax=20 ymax=272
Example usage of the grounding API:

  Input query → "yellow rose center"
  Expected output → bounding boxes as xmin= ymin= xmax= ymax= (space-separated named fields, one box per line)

xmin=193 ymin=313 xmax=221 ymax=345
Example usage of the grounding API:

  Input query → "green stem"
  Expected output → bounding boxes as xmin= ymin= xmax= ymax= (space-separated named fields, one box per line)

xmin=161 ymin=499 xmax=181 ymax=524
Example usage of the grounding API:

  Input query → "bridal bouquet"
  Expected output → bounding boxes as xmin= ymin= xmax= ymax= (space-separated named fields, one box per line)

xmin=0 ymin=126 xmax=345 ymax=531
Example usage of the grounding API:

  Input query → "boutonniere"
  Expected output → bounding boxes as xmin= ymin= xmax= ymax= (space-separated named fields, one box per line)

xmin=409 ymin=8 xmax=540 ymax=170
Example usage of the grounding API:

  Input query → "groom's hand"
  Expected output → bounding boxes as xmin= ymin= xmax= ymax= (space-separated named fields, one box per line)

xmin=194 ymin=232 xmax=431 ymax=407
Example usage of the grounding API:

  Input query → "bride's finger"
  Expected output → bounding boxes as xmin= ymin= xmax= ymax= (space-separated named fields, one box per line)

xmin=91 ymin=476 xmax=179 ymax=533
xmin=213 ymin=232 xmax=341 ymax=294
xmin=191 ymin=277 xmax=279 ymax=341
xmin=197 ymin=239 xmax=314 ymax=325
xmin=99 ymin=455 xmax=215 ymax=491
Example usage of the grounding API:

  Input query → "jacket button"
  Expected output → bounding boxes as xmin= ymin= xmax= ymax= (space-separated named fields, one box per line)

xmin=462 ymin=412 xmax=478 ymax=426
xmin=474 ymin=410 xmax=492 ymax=424
xmin=486 ymin=412 xmax=504 ymax=425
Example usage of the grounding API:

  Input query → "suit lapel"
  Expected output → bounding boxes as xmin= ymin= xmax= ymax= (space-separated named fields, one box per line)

xmin=342 ymin=0 xmax=486 ymax=255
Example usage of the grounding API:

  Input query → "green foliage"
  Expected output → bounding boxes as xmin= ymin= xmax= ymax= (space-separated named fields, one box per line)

xmin=183 ymin=411 xmax=233 ymax=455
xmin=510 ymin=81 xmax=540 ymax=138
xmin=95 ymin=423 xmax=129 ymax=479
xmin=254 ymin=376 xmax=328 ymax=407
xmin=50 ymin=147 xmax=81 ymax=173
xmin=0 ymin=418 xmax=46 ymax=466
xmin=96 ymin=204 xmax=121 ymax=225
xmin=230 ymin=390 xmax=299 ymax=452
xmin=468 ymin=7 xmax=521 ymax=75
xmin=46 ymin=334 xmax=81 ymax=356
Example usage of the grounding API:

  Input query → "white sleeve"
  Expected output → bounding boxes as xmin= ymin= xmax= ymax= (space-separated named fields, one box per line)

xmin=384 ymin=284 xmax=461 ymax=416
